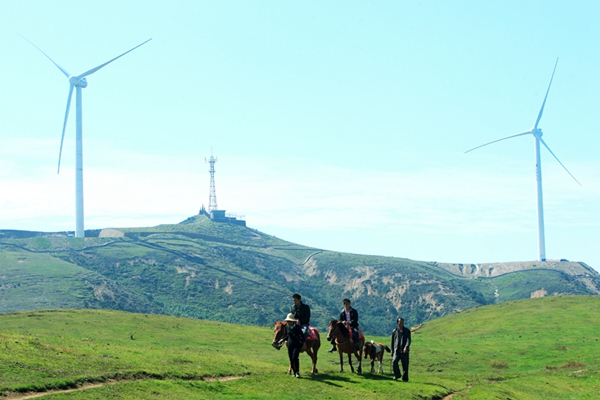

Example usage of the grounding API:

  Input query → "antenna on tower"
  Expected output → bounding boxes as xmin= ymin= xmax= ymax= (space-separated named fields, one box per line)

xmin=205 ymin=151 xmax=218 ymax=212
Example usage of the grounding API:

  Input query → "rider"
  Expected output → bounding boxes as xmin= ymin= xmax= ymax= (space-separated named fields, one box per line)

xmin=328 ymin=298 xmax=359 ymax=353
xmin=290 ymin=293 xmax=311 ymax=342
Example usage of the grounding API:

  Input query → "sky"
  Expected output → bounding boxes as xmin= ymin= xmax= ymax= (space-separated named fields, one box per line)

xmin=1 ymin=1 xmax=599 ymax=272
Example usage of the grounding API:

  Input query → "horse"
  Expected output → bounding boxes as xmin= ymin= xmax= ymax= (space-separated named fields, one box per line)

xmin=271 ymin=321 xmax=320 ymax=375
xmin=363 ymin=340 xmax=391 ymax=374
xmin=326 ymin=319 xmax=364 ymax=374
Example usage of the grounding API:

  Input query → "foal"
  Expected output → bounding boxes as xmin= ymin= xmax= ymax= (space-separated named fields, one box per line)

xmin=363 ymin=340 xmax=391 ymax=374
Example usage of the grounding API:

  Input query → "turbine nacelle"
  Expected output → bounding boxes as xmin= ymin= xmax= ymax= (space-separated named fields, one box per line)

xmin=68 ymin=76 xmax=88 ymax=88
xmin=531 ymin=128 xmax=543 ymax=138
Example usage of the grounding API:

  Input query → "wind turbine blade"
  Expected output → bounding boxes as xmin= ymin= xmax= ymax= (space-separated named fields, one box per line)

xmin=539 ymin=137 xmax=581 ymax=186
xmin=18 ymin=33 xmax=71 ymax=78
xmin=57 ymin=84 xmax=74 ymax=174
xmin=534 ymin=58 xmax=559 ymax=129
xmin=465 ymin=131 xmax=531 ymax=153
xmin=78 ymin=38 xmax=152 ymax=78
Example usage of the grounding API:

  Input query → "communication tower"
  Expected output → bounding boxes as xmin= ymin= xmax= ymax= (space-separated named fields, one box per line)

xmin=205 ymin=152 xmax=218 ymax=212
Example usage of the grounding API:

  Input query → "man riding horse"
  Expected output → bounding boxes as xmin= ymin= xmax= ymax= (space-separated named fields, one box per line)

xmin=328 ymin=298 xmax=359 ymax=353
xmin=271 ymin=293 xmax=320 ymax=375
xmin=290 ymin=293 xmax=311 ymax=342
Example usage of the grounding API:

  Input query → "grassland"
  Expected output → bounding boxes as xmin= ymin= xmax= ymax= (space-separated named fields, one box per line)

xmin=0 ymin=295 xmax=598 ymax=399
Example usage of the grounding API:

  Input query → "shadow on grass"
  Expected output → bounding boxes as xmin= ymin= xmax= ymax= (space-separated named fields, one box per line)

xmin=306 ymin=372 xmax=395 ymax=388
xmin=306 ymin=374 xmax=352 ymax=388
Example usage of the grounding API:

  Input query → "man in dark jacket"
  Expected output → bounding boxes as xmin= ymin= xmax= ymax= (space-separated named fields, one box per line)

xmin=328 ymin=298 xmax=359 ymax=353
xmin=290 ymin=293 xmax=311 ymax=341
xmin=391 ymin=317 xmax=411 ymax=381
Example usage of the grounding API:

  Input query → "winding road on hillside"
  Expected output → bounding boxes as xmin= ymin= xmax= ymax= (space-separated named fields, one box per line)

xmin=302 ymin=250 xmax=323 ymax=265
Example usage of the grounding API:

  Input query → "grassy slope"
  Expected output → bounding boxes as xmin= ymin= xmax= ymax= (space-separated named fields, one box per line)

xmin=0 ymin=296 xmax=598 ymax=399
xmin=0 ymin=247 xmax=162 ymax=315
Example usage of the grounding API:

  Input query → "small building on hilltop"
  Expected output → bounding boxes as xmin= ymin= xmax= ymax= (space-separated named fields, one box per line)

xmin=199 ymin=205 xmax=246 ymax=227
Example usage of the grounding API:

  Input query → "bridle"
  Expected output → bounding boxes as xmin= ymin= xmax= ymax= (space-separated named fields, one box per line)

xmin=272 ymin=322 xmax=288 ymax=348
xmin=328 ymin=321 xmax=351 ymax=347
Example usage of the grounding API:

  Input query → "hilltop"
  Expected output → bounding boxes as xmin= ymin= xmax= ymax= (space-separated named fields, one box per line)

xmin=1 ymin=215 xmax=599 ymax=335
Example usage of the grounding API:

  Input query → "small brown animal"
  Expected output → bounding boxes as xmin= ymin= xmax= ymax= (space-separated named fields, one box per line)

xmin=363 ymin=340 xmax=391 ymax=374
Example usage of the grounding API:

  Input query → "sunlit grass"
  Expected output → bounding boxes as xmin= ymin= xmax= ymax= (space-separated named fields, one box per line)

xmin=0 ymin=296 xmax=599 ymax=399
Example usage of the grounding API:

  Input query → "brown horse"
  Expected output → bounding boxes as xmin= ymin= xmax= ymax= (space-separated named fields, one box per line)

xmin=363 ymin=340 xmax=391 ymax=373
xmin=326 ymin=319 xmax=364 ymax=373
xmin=271 ymin=321 xmax=320 ymax=375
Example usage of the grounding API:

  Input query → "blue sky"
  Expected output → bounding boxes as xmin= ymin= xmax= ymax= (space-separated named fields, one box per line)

xmin=1 ymin=1 xmax=599 ymax=271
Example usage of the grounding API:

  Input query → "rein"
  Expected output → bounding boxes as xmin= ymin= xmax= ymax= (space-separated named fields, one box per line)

xmin=330 ymin=322 xmax=352 ymax=347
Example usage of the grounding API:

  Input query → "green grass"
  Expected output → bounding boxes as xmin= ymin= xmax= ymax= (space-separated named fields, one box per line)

xmin=0 ymin=296 xmax=599 ymax=399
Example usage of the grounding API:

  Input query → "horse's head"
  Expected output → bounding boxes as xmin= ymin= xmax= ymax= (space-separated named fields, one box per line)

xmin=363 ymin=342 xmax=373 ymax=357
xmin=326 ymin=319 xmax=342 ymax=342
xmin=271 ymin=321 xmax=287 ymax=350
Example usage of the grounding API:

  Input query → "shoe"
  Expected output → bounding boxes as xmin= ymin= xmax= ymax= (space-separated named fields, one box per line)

xmin=393 ymin=377 xmax=398 ymax=381
xmin=328 ymin=345 xmax=337 ymax=353
xmin=295 ymin=373 xmax=300 ymax=378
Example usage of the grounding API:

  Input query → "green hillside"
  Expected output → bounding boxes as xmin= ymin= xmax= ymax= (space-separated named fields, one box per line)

xmin=1 ymin=215 xmax=599 ymax=336
xmin=0 ymin=296 xmax=598 ymax=399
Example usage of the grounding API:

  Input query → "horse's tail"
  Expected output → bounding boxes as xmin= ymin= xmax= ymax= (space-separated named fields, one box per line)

xmin=383 ymin=345 xmax=391 ymax=353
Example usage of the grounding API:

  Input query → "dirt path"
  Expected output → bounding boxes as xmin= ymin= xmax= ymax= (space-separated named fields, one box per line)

xmin=6 ymin=383 xmax=112 ymax=400
xmin=5 ymin=376 xmax=246 ymax=399
xmin=442 ymin=384 xmax=472 ymax=399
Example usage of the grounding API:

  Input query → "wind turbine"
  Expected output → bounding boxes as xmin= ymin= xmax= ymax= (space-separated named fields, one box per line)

xmin=20 ymin=35 xmax=152 ymax=238
xmin=466 ymin=59 xmax=581 ymax=262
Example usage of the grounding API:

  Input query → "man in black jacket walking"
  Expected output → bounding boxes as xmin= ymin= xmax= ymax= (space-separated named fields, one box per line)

xmin=391 ymin=317 xmax=411 ymax=381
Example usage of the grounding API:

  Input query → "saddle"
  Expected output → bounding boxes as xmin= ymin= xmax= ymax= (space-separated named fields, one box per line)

xmin=347 ymin=326 xmax=364 ymax=342
xmin=306 ymin=326 xmax=318 ymax=341
xmin=346 ymin=327 xmax=364 ymax=351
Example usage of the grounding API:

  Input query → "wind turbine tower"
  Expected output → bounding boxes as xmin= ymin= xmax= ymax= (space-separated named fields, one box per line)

xmin=206 ymin=153 xmax=218 ymax=212
xmin=21 ymin=35 xmax=151 ymax=238
xmin=466 ymin=59 xmax=581 ymax=262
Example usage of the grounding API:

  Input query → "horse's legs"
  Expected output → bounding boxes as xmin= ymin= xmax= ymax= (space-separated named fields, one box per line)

xmin=357 ymin=343 xmax=363 ymax=374
xmin=306 ymin=345 xmax=318 ymax=375
xmin=338 ymin=350 xmax=344 ymax=373
xmin=370 ymin=358 xmax=375 ymax=374
xmin=378 ymin=356 xmax=383 ymax=374
xmin=348 ymin=353 xmax=354 ymax=373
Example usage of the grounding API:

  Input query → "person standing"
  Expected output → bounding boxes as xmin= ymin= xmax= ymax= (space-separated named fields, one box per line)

xmin=278 ymin=313 xmax=305 ymax=378
xmin=391 ymin=317 xmax=411 ymax=381
xmin=290 ymin=293 xmax=311 ymax=342
xmin=328 ymin=298 xmax=359 ymax=353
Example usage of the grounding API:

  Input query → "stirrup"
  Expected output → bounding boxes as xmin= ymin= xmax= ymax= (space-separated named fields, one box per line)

xmin=328 ymin=345 xmax=337 ymax=353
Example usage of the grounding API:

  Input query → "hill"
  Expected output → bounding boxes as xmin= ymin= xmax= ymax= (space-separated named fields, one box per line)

xmin=1 ymin=215 xmax=599 ymax=335
xmin=0 ymin=296 xmax=598 ymax=399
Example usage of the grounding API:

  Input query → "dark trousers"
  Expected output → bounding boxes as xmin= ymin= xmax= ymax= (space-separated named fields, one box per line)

xmin=288 ymin=344 xmax=302 ymax=375
xmin=300 ymin=324 xmax=309 ymax=342
xmin=392 ymin=351 xmax=409 ymax=381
